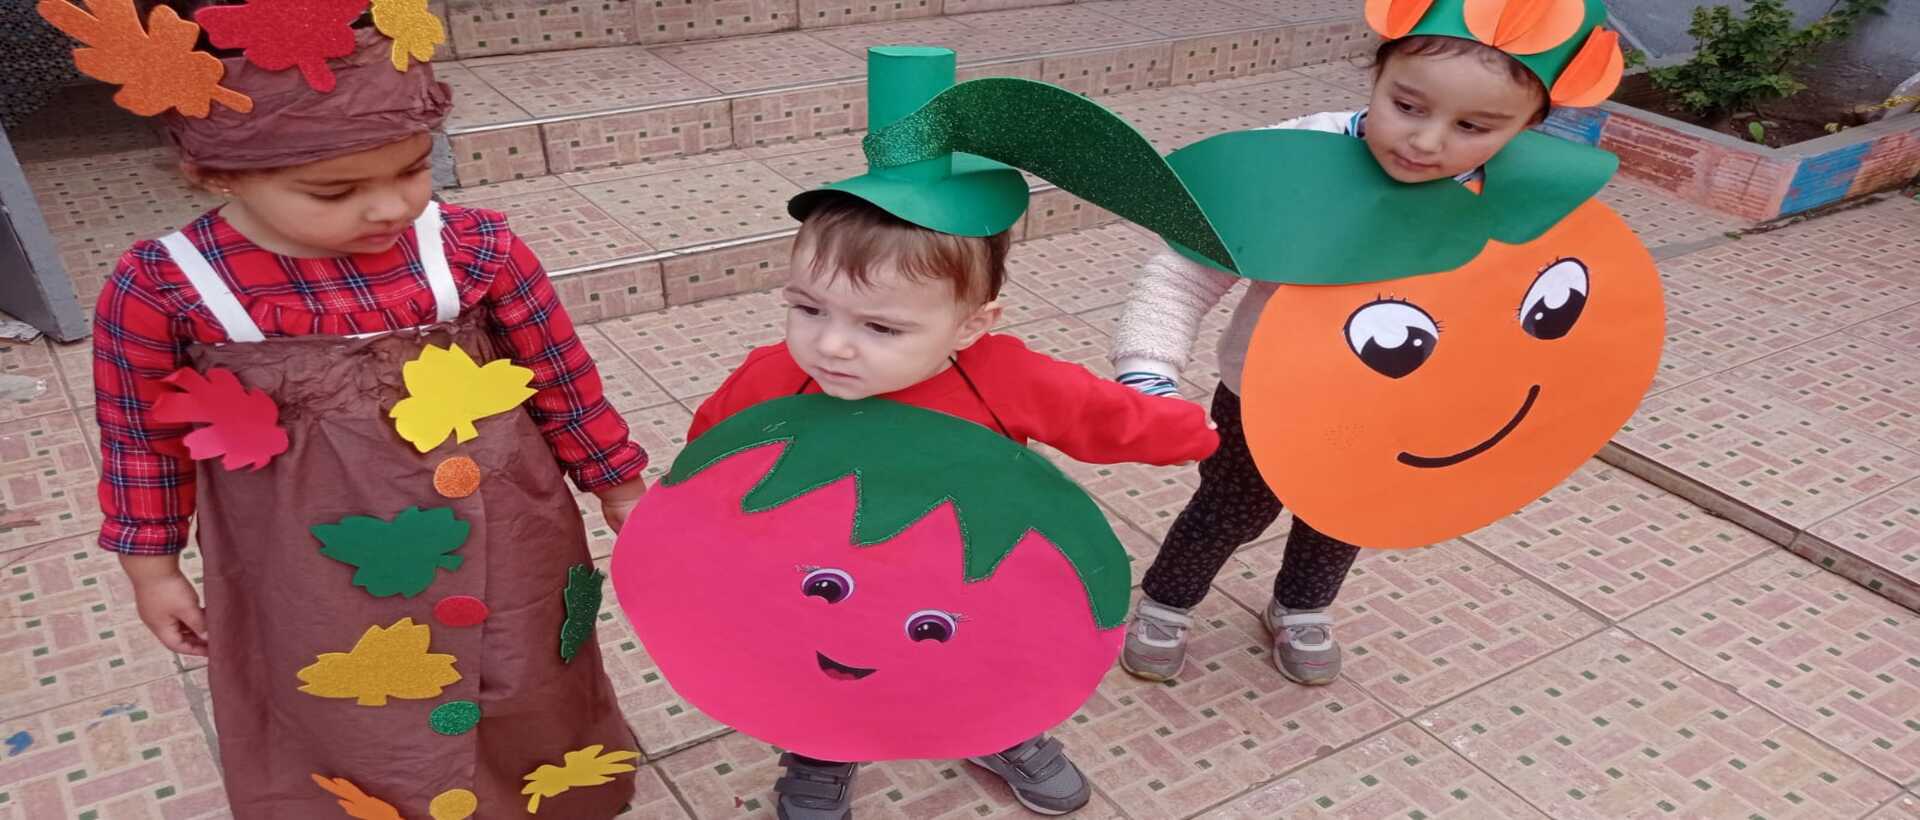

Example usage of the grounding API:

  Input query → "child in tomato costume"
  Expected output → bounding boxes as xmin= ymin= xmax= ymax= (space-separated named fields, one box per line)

xmin=622 ymin=47 xmax=1219 ymax=820
xmin=60 ymin=4 xmax=645 ymax=816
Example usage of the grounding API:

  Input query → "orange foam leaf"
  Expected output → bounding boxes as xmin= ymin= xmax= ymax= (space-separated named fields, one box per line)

xmin=1550 ymin=28 xmax=1623 ymax=107
xmin=309 ymin=774 xmax=403 ymax=820
xmin=1463 ymin=0 xmax=1586 ymax=54
xmin=36 ymin=0 xmax=252 ymax=117
xmin=1364 ymin=0 xmax=1435 ymax=39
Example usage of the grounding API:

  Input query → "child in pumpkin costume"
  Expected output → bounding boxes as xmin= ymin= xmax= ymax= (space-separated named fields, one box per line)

xmin=1109 ymin=0 xmax=1627 ymax=684
xmin=677 ymin=48 xmax=1220 ymax=819
xmin=65 ymin=4 xmax=644 ymax=816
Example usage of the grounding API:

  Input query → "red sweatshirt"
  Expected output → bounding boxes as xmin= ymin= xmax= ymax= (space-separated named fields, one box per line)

xmin=689 ymin=333 xmax=1218 ymax=465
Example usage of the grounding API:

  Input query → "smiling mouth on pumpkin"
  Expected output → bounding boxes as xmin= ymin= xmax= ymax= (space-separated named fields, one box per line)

xmin=815 ymin=652 xmax=876 ymax=681
xmin=1397 ymin=385 xmax=1541 ymax=469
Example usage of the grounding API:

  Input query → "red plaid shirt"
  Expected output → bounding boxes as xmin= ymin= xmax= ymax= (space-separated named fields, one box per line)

xmin=93 ymin=203 xmax=647 ymax=555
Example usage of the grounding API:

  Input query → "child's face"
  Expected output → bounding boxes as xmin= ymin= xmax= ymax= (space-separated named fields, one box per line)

xmin=195 ymin=134 xmax=435 ymax=257
xmin=1364 ymin=52 xmax=1542 ymax=183
xmin=782 ymin=243 xmax=1001 ymax=400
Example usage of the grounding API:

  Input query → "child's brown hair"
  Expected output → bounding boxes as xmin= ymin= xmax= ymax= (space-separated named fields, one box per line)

xmin=1374 ymin=36 xmax=1551 ymax=123
xmin=794 ymin=192 xmax=1011 ymax=307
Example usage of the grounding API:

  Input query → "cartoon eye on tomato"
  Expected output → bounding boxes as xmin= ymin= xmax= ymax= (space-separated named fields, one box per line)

xmin=609 ymin=396 xmax=1129 ymax=762
xmin=1240 ymin=198 xmax=1663 ymax=548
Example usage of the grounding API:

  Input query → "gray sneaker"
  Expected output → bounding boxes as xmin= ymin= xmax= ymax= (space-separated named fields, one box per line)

xmin=967 ymin=734 xmax=1091 ymax=816
xmin=1120 ymin=598 xmax=1193 ymax=682
xmin=775 ymin=754 xmax=856 ymax=820
xmin=1262 ymin=599 xmax=1340 ymax=685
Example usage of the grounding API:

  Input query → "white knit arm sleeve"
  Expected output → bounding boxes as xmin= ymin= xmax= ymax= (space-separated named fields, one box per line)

xmin=1109 ymin=249 xmax=1240 ymax=379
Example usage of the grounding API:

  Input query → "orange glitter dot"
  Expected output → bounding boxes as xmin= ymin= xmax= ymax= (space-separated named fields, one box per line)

xmin=433 ymin=456 xmax=481 ymax=498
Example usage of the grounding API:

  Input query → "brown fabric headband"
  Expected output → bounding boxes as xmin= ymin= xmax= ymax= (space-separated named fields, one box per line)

xmin=162 ymin=28 xmax=452 ymax=171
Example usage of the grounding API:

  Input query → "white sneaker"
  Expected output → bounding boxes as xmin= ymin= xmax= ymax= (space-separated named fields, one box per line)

xmin=1120 ymin=598 xmax=1193 ymax=681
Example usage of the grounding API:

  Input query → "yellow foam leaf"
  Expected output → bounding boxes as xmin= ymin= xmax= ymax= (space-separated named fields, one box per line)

xmin=370 ymin=0 xmax=444 ymax=71
xmin=520 ymin=744 xmax=639 ymax=814
xmin=296 ymin=617 xmax=461 ymax=706
xmin=389 ymin=343 xmax=536 ymax=453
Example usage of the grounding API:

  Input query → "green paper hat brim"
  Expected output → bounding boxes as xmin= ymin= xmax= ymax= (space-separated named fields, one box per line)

xmin=1163 ymin=128 xmax=1618 ymax=284
xmin=787 ymin=153 xmax=1029 ymax=238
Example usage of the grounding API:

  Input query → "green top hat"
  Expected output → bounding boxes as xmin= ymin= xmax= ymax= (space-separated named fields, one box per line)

xmin=787 ymin=47 xmax=1029 ymax=237
xmin=1367 ymin=0 xmax=1624 ymax=107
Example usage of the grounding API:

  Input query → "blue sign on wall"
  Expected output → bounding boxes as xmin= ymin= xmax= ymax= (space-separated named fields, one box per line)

xmin=1780 ymin=140 xmax=1872 ymax=215
xmin=1535 ymin=107 xmax=1610 ymax=146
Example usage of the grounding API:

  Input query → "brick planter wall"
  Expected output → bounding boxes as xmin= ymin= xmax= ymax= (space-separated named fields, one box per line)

xmin=1538 ymin=102 xmax=1920 ymax=222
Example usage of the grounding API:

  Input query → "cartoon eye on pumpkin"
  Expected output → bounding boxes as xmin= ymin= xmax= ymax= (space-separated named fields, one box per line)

xmin=1345 ymin=299 xmax=1439 ymax=378
xmin=904 ymin=610 xmax=957 ymax=643
xmin=1519 ymin=258 xmax=1589 ymax=340
xmin=801 ymin=568 xmax=854 ymax=603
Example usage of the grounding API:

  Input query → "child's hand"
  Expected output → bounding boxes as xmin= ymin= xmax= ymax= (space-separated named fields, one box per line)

xmin=595 ymin=479 xmax=650 ymax=535
xmin=121 ymin=555 xmax=209 ymax=657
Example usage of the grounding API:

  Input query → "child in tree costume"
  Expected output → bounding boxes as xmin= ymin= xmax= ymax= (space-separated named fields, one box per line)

xmin=58 ymin=1 xmax=644 ymax=815
xmin=613 ymin=47 xmax=1225 ymax=820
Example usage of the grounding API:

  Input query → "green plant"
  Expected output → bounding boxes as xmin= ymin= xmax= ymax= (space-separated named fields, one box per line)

xmin=1747 ymin=121 xmax=1768 ymax=143
xmin=1651 ymin=0 xmax=1887 ymax=121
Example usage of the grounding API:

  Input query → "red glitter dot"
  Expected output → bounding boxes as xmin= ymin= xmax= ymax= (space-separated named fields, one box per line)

xmin=433 ymin=595 xmax=489 ymax=627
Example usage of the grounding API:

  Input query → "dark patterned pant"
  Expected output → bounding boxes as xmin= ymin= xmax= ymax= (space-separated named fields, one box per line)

xmin=1140 ymin=385 xmax=1361 ymax=611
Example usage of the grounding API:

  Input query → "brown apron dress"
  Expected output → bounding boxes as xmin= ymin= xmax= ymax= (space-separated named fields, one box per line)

xmin=162 ymin=202 xmax=635 ymax=818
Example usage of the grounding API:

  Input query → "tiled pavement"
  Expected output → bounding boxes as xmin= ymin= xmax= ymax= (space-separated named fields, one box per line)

xmin=6 ymin=187 xmax=1920 ymax=816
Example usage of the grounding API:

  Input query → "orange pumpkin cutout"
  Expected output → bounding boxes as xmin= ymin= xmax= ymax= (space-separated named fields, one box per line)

xmin=1240 ymin=199 xmax=1663 ymax=549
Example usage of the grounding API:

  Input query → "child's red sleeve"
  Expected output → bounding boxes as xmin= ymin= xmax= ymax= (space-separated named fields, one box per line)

xmin=989 ymin=337 xmax=1219 ymax=466
xmin=92 ymin=246 xmax=198 ymax=555
xmin=483 ymin=230 xmax=647 ymax=491
xmin=688 ymin=345 xmax=794 ymax=440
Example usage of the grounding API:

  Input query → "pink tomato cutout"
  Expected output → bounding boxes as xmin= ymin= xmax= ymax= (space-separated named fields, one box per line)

xmin=612 ymin=443 xmax=1124 ymax=762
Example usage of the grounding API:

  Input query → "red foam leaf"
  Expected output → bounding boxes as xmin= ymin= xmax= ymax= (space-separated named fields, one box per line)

xmin=152 ymin=367 xmax=290 ymax=471
xmin=195 ymin=0 xmax=369 ymax=93
xmin=433 ymin=595 xmax=489 ymax=627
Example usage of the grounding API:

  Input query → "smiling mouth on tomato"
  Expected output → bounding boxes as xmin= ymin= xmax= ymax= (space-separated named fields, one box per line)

xmin=1397 ymin=385 xmax=1541 ymax=469
xmin=815 ymin=652 xmax=876 ymax=681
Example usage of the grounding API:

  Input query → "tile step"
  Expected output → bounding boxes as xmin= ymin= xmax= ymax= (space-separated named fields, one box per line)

xmin=437 ymin=9 xmax=1379 ymax=186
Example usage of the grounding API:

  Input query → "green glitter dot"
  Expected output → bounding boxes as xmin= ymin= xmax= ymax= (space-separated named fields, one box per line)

xmin=429 ymin=700 xmax=480 ymax=736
